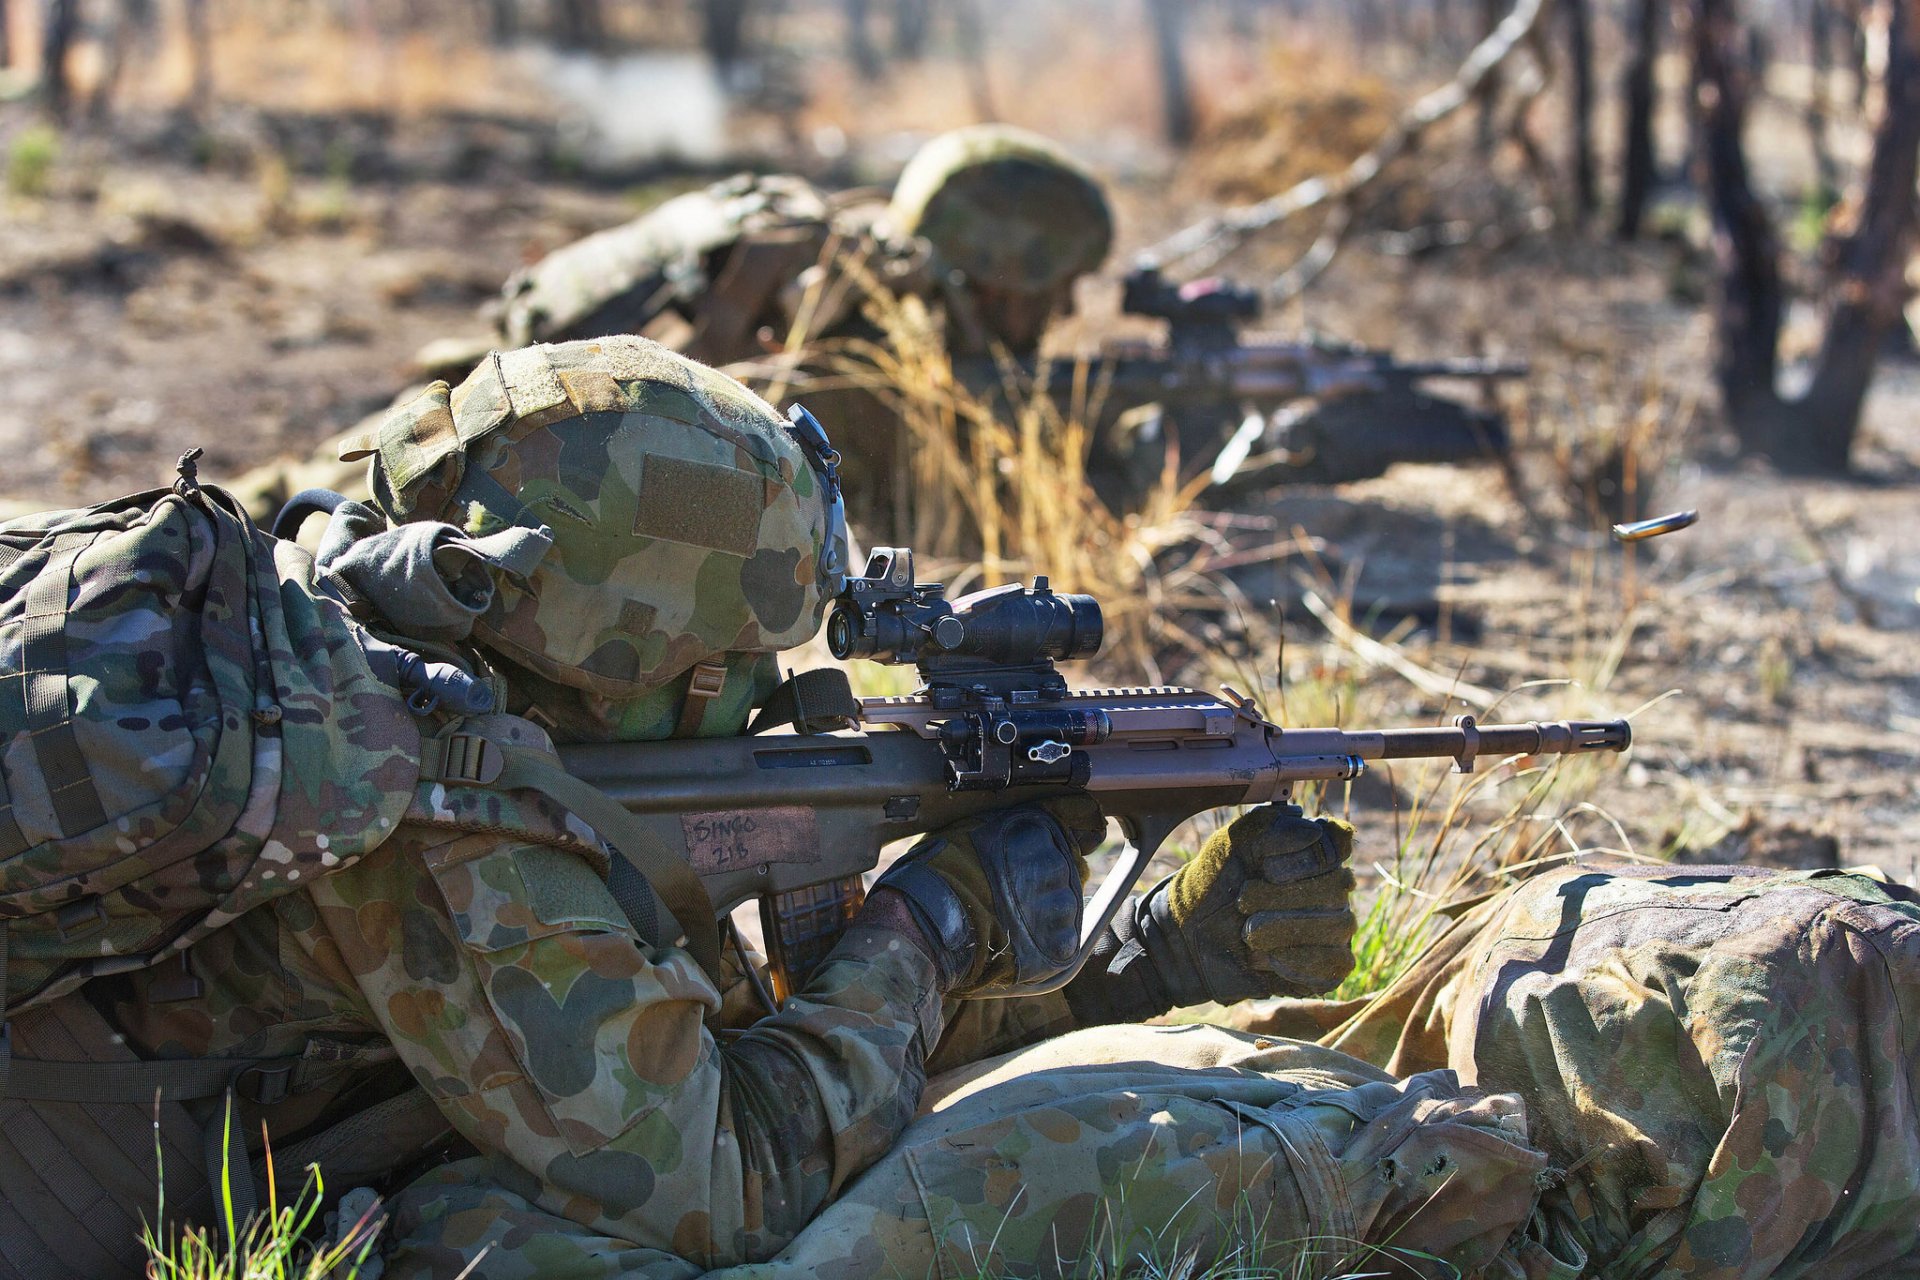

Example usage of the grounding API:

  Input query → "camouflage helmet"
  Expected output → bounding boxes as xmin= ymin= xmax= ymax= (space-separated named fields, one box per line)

xmin=353 ymin=336 xmax=848 ymax=703
xmin=886 ymin=124 xmax=1113 ymax=294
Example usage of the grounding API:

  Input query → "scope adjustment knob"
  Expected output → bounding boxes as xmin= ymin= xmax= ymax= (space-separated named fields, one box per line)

xmin=931 ymin=615 xmax=967 ymax=651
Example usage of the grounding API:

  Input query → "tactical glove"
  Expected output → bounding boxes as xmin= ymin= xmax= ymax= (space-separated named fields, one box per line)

xmin=872 ymin=796 xmax=1104 ymax=997
xmin=1065 ymin=804 xmax=1356 ymax=1024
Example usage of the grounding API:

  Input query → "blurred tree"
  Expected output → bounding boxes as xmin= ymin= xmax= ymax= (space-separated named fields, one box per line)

xmin=1563 ymin=0 xmax=1595 ymax=223
xmin=1147 ymin=0 xmax=1194 ymax=147
xmin=703 ymin=0 xmax=752 ymax=70
xmin=1806 ymin=0 xmax=1841 ymax=199
xmin=481 ymin=0 xmax=518 ymax=44
xmin=845 ymin=0 xmax=881 ymax=79
xmin=0 ymin=0 xmax=11 ymax=69
xmin=184 ymin=0 xmax=210 ymax=114
xmin=955 ymin=0 xmax=994 ymax=120
xmin=1475 ymin=0 xmax=1503 ymax=152
xmin=554 ymin=0 xmax=605 ymax=47
xmin=1691 ymin=0 xmax=1920 ymax=471
xmin=89 ymin=0 xmax=155 ymax=121
xmin=893 ymin=0 xmax=927 ymax=58
xmin=39 ymin=0 xmax=76 ymax=118
xmin=1618 ymin=0 xmax=1661 ymax=238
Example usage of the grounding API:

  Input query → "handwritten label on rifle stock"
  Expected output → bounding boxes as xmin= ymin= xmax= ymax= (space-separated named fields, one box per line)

xmin=682 ymin=808 xmax=820 ymax=875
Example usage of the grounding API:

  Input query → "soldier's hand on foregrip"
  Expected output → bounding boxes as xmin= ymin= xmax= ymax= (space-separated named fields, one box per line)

xmin=1065 ymin=804 xmax=1356 ymax=1025
xmin=868 ymin=796 xmax=1103 ymax=997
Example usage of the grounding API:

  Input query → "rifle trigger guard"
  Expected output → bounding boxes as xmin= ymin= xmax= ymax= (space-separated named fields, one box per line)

xmin=1454 ymin=714 xmax=1480 ymax=774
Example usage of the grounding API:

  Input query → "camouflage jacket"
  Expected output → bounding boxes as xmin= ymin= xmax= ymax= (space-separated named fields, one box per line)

xmin=87 ymin=786 xmax=957 ymax=1271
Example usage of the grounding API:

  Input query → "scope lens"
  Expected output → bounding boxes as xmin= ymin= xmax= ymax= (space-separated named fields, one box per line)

xmin=1052 ymin=594 xmax=1104 ymax=660
xmin=826 ymin=607 xmax=857 ymax=660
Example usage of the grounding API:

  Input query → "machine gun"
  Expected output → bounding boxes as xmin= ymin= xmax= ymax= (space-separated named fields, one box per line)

xmin=561 ymin=547 xmax=1632 ymax=1006
xmin=1024 ymin=266 xmax=1530 ymax=494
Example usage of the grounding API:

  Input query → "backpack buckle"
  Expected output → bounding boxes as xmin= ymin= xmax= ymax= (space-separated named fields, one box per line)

xmin=54 ymin=897 xmax=107 ymax=943
xmin=428 ymin=732 xmax=504 ymax=786
xmin=234 ymin=1061 xmax=295 ymax=1106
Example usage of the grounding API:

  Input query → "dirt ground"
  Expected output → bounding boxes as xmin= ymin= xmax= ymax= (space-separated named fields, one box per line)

xmin=1 ymin=26 xmax=1915 ymax=883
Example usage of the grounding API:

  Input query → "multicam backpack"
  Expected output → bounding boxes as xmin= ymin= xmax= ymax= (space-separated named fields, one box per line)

xmin=0 ymin=454 xmax=705 ymax=1279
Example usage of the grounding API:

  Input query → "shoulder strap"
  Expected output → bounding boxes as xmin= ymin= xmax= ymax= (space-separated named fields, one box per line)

xmin=423 ymin=731 xmax=724 ymax=986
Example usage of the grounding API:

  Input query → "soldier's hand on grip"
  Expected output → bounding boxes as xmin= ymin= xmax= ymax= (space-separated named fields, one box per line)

xmin=871 ymin=796 xmax=1104 ymax=996
xmin=1156 ymin=804 xmax=1357 ymax=1003
xmin=1066 ymin=804 xmax=1356 ymax=1024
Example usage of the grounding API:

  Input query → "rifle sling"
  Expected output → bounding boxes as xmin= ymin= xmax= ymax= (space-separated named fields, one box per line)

xmin=491 ymin=745 xmax=725 ymax=987
xmin=747 ymin=667 xmax=859 ymax=736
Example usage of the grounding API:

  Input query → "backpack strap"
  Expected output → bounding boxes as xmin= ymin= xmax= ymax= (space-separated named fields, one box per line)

xmin=18 ymin=531 xmax=108 ymax=838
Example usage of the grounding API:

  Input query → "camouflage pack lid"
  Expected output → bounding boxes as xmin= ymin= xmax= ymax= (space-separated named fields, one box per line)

xmin=886 ymin=125 xmax=1114 ymax=293
xmin=355 ymin=336 xmax=846 ymax=701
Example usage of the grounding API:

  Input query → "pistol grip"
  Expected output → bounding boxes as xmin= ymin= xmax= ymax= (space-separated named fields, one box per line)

xmin=760 ymin=876 xmax=866 ymax=1004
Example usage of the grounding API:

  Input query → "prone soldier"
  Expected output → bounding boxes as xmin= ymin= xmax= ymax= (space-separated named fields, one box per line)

xmin=0 ymin=336 xmax=1361 ymax=1279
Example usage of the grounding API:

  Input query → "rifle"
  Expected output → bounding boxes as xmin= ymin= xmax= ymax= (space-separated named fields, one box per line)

xmin=561 ymin=547 xmax=1632 ymax=1004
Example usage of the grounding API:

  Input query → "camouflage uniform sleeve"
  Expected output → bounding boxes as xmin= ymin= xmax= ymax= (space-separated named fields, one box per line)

xmin=301 ymin=824 xmax=946 ymax=1269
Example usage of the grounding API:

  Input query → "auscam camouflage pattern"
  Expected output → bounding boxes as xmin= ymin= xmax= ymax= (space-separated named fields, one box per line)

xmin=352 ymin=335 xmax=846 ymax=706
xmin=1241 ymin=863 xmax=1920 ymax=1279
xmin=885 ymin=124 xmax=1114 ymax=298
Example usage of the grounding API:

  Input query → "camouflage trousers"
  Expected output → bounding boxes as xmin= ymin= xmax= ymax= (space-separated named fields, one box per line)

xmin=1241 ymin=864 xmax=1920 ymax=1280
xmin=381 ymin=1024 xmax=1555 ymax=1280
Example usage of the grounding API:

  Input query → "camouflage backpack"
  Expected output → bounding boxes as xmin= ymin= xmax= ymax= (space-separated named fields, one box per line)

xmin=0 ymin=458 xmax=429 ymax=1022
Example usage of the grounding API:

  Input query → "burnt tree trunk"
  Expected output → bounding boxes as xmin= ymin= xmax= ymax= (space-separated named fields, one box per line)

xmin=1618 ymin=0 xmax=1661 ymax=238
xmin=1691 ymin=0 xmax=1920 ymax=472
xmin=1148 ymin=0 xmax=1195 ymax=147
xmin=1692 ymin=0 xmax=1787 ymax=423
xmin=1795 ymin=0 xmax=1920 ymax=456
xmin=39 ymin=0 xmax=76 ymax=120
xmin=1564 ymin=0 xmax=1598 ymax=223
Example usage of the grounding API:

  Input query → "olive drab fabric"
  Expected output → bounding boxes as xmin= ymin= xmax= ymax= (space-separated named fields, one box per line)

xmin=355 ymin=336 xmax=847 ymax=703
xmin=884 ymin=124 xmax=1114 ymax=295
xmin=1242 ymin=863 xmax=1920 ymax=1279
